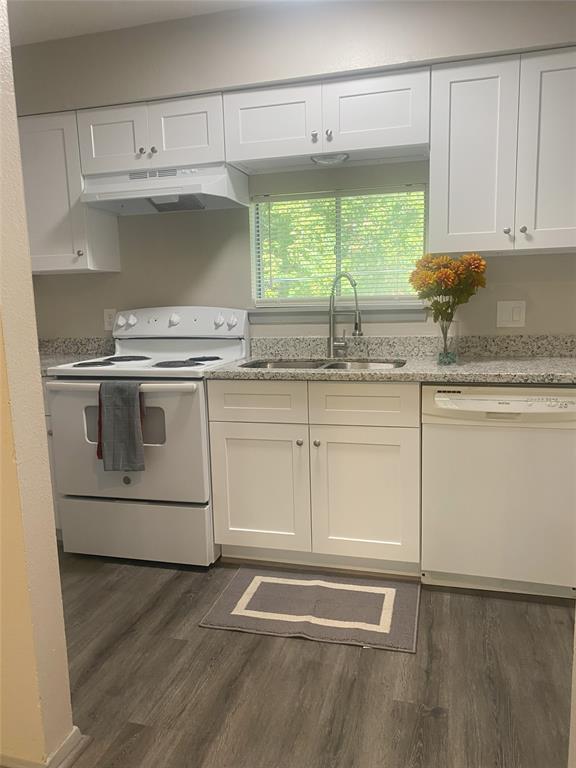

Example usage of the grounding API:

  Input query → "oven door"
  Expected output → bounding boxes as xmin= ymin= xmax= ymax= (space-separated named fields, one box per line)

xmin=46 ymin=380 xmax=209 ymax=503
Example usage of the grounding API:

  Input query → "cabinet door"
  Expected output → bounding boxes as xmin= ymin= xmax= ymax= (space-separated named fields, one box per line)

xmin=322 ymin=69 xmax=429 ymax=152
xmin=310 ymin=425 xmax=420 ymax=562
xmin=515 ymin=48 xmax=576 ymax=250
xmin=428 ymin=57 xmax=519 ymax=253
xmin=19 ymin=113 xmax=89 ymax=272
xmin=210 ymin=422 xmax=311 ymax=551
xmin=77 ymin=104 xmax=149 ymax=174
xmin=147 ymin=94 xmax=225 ymax=168
xmin=224 ymin=83 xmax=322 ymax=163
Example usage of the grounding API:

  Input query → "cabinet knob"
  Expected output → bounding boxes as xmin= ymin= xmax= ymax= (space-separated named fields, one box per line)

xmin=296 ymin=439 xmax=304 ymax=447
xmin=503 ymin=227 xmax=511 ymax=235
xmin=76 ymin=249 xmax=84 ymax=257
xmin=137 ymin=147 xmax=146 ymax=156
xmin=150 ymin=146 xmax=158 ymax=154
xmin=313 ymin=440 xmax=321 ymax=447
xmin=325 ymin=129 xmax=333 ymax=140
xmin=311 ymin=130 xmax=319 ymax=142
xmin=47 ymin=429 xmax=53 ymax=437
xmin=519 ymin=225 xmax=528 ymax=233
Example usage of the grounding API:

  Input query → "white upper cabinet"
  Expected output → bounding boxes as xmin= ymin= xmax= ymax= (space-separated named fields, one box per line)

xmin=147 ymin=95 xmax=225 ymax=168
xmin=515 ymin=48 xmax=576 ymax=250
xmin=223 ymin=83 xmax=323 ymax=165
xmin=428 ymin=56 xmax=520 ymax=253
xmin=224 ymin=70 xmax=430 ymax=169
xmin=322 ymin=69 xmax=430 ymax=153
xmin=77 ymin=104 xmax=149 ymax=175
xmin=429 ymin=48 xmax=576 ymax=253
xmin=77 ymin=94 xmax=225 ymax=175
xmin=19 ymin=112 xmax=120 ymax=274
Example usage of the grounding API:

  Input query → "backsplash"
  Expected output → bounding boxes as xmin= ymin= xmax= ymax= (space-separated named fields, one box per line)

xmin=250 ymin=334 xmax=576 ymax=360
xmin=38 ymin=333 xmax=576 ymax=363
xmin=38 ymin=337 xmax=115 ymax=357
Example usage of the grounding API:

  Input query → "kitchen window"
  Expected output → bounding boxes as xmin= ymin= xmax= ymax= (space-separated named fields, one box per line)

xmin=251 ymin=187 xmax=426 ymax=306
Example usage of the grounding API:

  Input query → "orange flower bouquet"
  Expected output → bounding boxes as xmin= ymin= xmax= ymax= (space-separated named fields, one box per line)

xmin=410 ymin=253 xmax=487 ymax=364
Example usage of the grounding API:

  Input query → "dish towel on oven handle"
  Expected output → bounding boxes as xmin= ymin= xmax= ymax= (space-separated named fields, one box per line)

xmin=96 ymin=381 xmax=145 ymax=471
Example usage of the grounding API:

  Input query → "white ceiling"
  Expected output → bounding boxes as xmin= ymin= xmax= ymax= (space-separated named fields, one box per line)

xmin=7 ymin=0 xmax=264 ymax=46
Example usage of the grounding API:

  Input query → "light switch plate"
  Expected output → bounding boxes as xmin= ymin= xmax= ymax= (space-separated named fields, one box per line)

xmin=497 ymin=300 xmax=526 ymax=328
xmin=103 ymin=308 xmax=116 ymax=331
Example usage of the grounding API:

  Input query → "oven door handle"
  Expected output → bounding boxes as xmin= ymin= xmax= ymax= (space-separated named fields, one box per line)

xmin=45 ymin=381 xmax=198 ymax=394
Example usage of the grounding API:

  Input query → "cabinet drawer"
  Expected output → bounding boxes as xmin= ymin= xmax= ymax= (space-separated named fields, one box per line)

xmin=308 ymin=382 xmax=420 ymax=427
xmin=208 ymin=380 xmax=308 ymax=423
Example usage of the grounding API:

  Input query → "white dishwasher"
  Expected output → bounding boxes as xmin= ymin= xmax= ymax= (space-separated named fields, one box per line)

xmin=421 ymin=385 xmax=576 ymax=597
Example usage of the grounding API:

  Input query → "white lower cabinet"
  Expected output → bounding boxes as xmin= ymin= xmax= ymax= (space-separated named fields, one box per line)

xmin=310 ymin=425 xmax=420 ymax=562
xmin=209 ymin=380 xmax=420 ymax=565
xmin=210 ymin=421 xmax=312 ymax=551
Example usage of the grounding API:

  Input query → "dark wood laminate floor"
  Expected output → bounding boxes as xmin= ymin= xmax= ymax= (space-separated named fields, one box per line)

xmin=59 ymin=552 xmax=574 ymax=768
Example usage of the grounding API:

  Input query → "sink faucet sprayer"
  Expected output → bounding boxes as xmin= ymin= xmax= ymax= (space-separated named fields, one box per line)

xmin=328 ymin=271 xmax=363 ymax=358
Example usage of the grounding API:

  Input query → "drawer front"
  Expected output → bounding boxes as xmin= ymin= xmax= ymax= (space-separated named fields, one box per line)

xmin=308 ymin=382 xmax=420 ymax=427
xmin=208 ymin=380 xmax=308 ymax=423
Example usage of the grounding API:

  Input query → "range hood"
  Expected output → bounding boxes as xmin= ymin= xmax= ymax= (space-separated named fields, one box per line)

xmin=81 ymin=164 xmax=249 ymax=215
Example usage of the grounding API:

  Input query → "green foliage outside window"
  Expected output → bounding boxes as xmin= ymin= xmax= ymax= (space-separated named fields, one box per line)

xmin=252 ymin=189 xmax=425 ymax=302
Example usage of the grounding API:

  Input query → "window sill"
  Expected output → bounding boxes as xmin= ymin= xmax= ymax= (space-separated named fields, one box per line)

xmin=248 ymin=301 xmax=427 ymax=325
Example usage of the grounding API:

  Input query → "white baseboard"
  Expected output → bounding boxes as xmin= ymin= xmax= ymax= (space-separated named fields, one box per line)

xmin=1 ymin=727 xmax=89 ymax=768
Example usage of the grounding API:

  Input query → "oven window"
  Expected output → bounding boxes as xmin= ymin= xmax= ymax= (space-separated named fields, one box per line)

xmin=84 ymin=406 xmax=167 ymax=445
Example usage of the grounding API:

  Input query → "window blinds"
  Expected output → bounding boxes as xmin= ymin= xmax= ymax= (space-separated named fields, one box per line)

xmin=251 ymin=188 xmax=425 ymax=303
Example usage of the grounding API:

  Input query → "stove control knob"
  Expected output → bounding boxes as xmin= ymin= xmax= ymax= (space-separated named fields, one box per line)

xmin=116 ymin=314 xmax=127 ymax=328
xmin=169 ymin=312 xmax=181 ymax=328
xmin=214 ymin=314 xmax=225 ymax=329
xmin=127 ymin=314 xmax=138 ymax=328
xmin=227 ymin=315 xmax=238 ymax=330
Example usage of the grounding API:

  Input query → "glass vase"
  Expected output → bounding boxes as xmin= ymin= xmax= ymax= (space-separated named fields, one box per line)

xmin=438 ymin=319 xmax=457 ymax=365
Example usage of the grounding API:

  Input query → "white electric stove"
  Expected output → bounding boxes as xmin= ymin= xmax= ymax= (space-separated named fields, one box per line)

xmin=46 ymin=307 xmax=248 ymax=566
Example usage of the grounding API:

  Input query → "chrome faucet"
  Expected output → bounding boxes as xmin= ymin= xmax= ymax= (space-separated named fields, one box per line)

xmin=328 ymin=271 xmax=363 ymax=358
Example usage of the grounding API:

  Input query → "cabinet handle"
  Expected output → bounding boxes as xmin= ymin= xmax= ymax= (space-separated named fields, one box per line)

xmin=47 ymin=429 xmax=53 ymax=436
xmin=519 ymin=225 xmax=528 ymax=233
xmin=313 ymin=440 xmax=321 ymax=447
xmin=311 ymin=131 xmax=319 ymax=142
xmin=325 ymin=129 xmax=333 ymax=140
xmin=296 ymin=439 xmax=304 ymax=446
xmin=150 ymin=146 xmax=158 ymax=154
xmin=503 ymin=227 xmax=511 ymax=235
xmin=76 ymin=249 xmax=84 ymax=257
xmin=137 ymin=147 xmax=146 ymax=156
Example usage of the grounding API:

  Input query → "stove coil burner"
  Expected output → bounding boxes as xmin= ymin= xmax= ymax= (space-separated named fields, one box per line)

xmin=73 ymin=360 xmax=114 ymax=367
xmin=153 ymin=360 xmax=204 ymax=368
xmin=104 ymin=355 xmax=152 ymax=362
xmin=187 ymin=356 xmax=222 ymax=362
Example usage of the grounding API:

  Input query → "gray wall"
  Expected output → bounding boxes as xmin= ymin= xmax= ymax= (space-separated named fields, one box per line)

xmin=32 ymin=207 xmax=576 ymax=338
xmin=15 ymin=2 xmax=576 ymax=339
xmin=12 ymin=2 xmax=576 ymax=115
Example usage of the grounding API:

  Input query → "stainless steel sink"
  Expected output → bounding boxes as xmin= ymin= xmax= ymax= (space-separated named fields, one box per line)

xmin=323 ymin=359 xmax=407 ymax=370
xmin=239 ymin=360 xmax=327 ymax=369
xmin=239 ymin=358 xmax=406 ymax=370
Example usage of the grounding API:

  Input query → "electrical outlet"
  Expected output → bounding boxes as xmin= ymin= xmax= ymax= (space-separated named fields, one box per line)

xmin=103 ymin=308 xmax=117 ymax=331
xmin=497 ymin=301 xmax=526 ymax=328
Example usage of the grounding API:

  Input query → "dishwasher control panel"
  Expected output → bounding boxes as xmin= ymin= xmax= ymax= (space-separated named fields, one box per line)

xmin=422 ymin=386 xmax=576 ymax=426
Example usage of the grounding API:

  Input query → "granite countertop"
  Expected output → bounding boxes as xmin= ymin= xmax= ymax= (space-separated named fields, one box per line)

xmin=206 ymin=357 xmax=576 ymax=386
xmin=39 ymin=348 xmax=576 ymax=385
